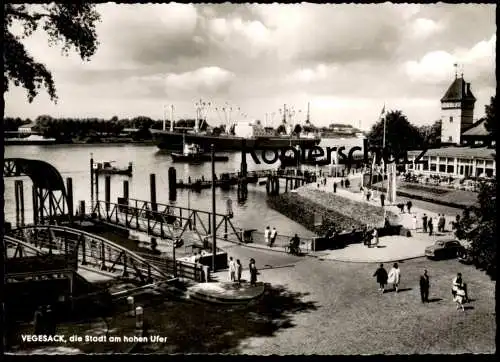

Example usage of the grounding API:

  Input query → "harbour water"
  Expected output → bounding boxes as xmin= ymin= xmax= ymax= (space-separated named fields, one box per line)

xmin=3 ymin=137 xmax=363 ymax=239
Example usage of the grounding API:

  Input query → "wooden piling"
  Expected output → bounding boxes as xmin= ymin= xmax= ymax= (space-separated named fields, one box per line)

xmin=123 ymin=180 xmax=129 ymax=201
xmin=66 ymin=178 xmax=74 ymax=219
xmin=150 ymin=174 xmax=157 ymax=212
xmin=168 ymin=167 xmax=177 ymax=201
xmin=105 ymin=176 xmax=111 ymax=214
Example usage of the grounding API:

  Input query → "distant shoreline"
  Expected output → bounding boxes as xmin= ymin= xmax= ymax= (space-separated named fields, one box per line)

xmin=4 ymin=139 xmax=157 ymax=146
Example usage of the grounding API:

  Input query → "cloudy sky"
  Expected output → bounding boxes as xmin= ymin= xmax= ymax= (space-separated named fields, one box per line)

xmin=4 ymin=3 xmax=496 ymax=129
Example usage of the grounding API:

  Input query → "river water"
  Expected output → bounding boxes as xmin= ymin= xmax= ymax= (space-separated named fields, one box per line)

xmin=4 ymin=138 xmax=363 ymax=239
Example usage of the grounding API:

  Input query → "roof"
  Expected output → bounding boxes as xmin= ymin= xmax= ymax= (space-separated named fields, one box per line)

xmin=18 ymin=121 xmax=37 ymax=129
xmin=407 ymin=146 xmax=496 ymax=160
xmin=440 ymin=76 xmax=476 ymax=103
xmin=462 ymin=119 xmax=490 ymax=137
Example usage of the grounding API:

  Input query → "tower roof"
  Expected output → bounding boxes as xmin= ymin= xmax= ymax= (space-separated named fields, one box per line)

xmin=440 ymin=76 xmax=476 ymax=103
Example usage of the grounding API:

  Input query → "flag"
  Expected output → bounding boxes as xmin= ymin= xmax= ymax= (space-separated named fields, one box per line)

xmin=380 ymin=104 xmax=386 ymax=118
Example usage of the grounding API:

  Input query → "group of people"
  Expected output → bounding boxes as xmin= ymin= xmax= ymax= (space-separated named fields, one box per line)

xmin=228 ymin=256 xmax=258 ymax=286
xmin=331 ymin=178 xmax=351 ymax=193
xmin=421 ymin=213 xmax=448 ymax=236
xmin=373 ymin=263 xmax=401 ymax=293
xmin=264 ymin=226 xmax=278 ymax=247
xmin=373 ymin=265 xmax=470 ymax=311
xmin=396 ymin=200 xmax=413 ymax=213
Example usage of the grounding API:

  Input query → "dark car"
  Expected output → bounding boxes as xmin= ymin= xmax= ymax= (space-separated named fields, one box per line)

xmin=425 ymin=239 xmax=465 ymax=260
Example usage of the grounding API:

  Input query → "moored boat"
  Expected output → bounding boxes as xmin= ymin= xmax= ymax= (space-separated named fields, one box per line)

xmin=93 ymin=161 xmax=133 ymax=176
xmin=170 ymin=140 xmax=229 ymax=163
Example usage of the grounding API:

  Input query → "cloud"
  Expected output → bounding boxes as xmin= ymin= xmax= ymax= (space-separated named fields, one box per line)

xmin=164 ymin=66 xmax=236 ymax=97
xmin=410 ymin=18 xmax=443 ymax=39
xmin=404 ymin=33 xmax=496 ymax=86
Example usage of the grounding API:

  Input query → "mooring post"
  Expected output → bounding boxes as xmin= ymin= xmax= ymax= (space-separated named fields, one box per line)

xmin=123 ymin=180 xmax=129 ymax=201
xmin=66 ymin=177 xmax=74 ymax=220
xmin=150 ymin=174 xmax=157 ymax=212
xmin=79 ymin=201 xmax=85 ymax=221
xmin=105 ymin=176 xmax=111 ymax=217
xmin=168 ymin=167 xmax=177 ymax=201
xmin=241 ymin=139 xmax=247 ymax=178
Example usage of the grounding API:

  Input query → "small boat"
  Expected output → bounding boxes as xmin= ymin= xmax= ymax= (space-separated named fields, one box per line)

xmin=93 ymin=161 xmax=133 ymax=176
xmin=170 ymin=142 xmax=229 ymax=163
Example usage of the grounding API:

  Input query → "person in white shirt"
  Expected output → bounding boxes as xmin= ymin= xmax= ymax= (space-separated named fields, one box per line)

xmin=270 ymin=227 xmax=278 ymax=247
xmin=264 ymin=226 xmax=271 ymax=245
xmin=228 ymin=256 xmax=236 ymax=282
xmin=387 ymin=263 xmax=401 ymax=292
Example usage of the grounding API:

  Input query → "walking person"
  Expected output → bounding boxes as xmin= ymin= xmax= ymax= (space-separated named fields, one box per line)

xmin=422 ymin=213 xmax=428 ymax=233
xmin=454 ymin=285 xmax=466 ymax=311
xmin=406 ymin=200 xmax=413 ymax=214
xmin=341 ymin=179 xmax=344 ymax=188
xmin=249 ymin=258 xmax=258 ymax=286
xmin=419 ymin=269 xmax=430 ymax=303
xmin=439 ymin=214 xmax=446 ymax=232
xmin=333 ymin=182 xmax=337 ymax=193
xmin=371 ymin=228 xmax=379 ymax=247
xmin=228 ymin=257 xmax=236 ymax=282
xmin=380 ymin=193 xmax=385 ymax=207
xmin=412 ymin=214 xmax=418 ymax=230
xmin=264 ymin=226 xmax=271 ymax=245
xmin=270 ymin=227 xmax=278 ymax=247
xmin=428 ymin=218 xmax=434 ymax=236
xmin=345 ymin=178 xmax=350 ymax=188
xmin=387 ymin=263 xmax=401 ymax=292
xmin=373 ymin=263 xmax=388 ymax=292
xmin=452 ymin=272 xmax=463 ymax=299
xmin=236 ymin=259 xmax=242 ymax=285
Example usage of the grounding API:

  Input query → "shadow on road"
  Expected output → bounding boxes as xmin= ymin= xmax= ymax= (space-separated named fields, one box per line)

xmin=427 ymin=297 xmax=443 ymax=303
xmin=136 ymin=283 xmax=318 ymax=354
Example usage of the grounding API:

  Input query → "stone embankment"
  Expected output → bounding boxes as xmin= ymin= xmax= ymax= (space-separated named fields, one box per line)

xmin=267 ymin=187 xmax=397 ymax=235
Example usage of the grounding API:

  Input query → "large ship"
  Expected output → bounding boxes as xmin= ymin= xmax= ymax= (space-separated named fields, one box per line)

xmin=154 ymin=102 xmax=321 ymax=152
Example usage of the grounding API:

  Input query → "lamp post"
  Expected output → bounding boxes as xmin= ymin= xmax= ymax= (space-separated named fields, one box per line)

xmin=211 ymin=144 xmax=217 ymax=272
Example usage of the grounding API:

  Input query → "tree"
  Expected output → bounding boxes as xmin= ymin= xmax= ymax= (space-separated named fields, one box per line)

xmin=483 ymin=95 xmax=496 ymax=140
xmin=418 ymin=120 xmax=441 ymax=148
xmin=456 ymin=181 xmax=496 ymax=280
xmin=276 ymin=124 xmax=287 ymax=135
xmin=367 ymin=110 xmax=423 ymax=156
xmin=293 ymin=124 xmax=302 ymax=135
xmin=4 ymin=4 xmax=101 ymax=102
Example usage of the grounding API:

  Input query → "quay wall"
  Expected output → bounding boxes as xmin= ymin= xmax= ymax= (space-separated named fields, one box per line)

xmin=267 ymin=189 xmax=395 ymax=236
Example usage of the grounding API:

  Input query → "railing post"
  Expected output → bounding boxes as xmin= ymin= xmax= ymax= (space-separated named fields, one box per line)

xmin=81 ymin=234 xmax=87 ymax=265
xmin=224 ymin=218 xmax=228 ymax=239
xmin=101 ymin=241 xmax=107 ymax=270
xmin=123 ymin=254 xmax=128 ymax=277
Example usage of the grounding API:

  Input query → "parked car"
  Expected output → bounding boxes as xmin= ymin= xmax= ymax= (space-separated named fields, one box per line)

xmin=425 ymin=239 xmax=466 ymax=260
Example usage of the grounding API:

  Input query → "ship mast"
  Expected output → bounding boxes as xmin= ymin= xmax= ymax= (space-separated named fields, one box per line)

xmin=306 ymin=102 xmax=310 ymax=125
xmin=170 ymin=105 xmax=174 ymax=132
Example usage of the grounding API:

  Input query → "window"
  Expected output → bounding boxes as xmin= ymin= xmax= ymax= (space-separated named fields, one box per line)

xmin=430 ymin=164 xmax=436 ymax=171
xmin=422 ymin=162 xmax=429 ymax=171
xmin=439 ymin=164 xmax=446 ymax=172
xmin=448 ymin=136 xmax=453 ymax=142
xmin=449 ymin=116 xmax=453 ymax=123
xmin=447 ymin=165 xmax=454 ymax=173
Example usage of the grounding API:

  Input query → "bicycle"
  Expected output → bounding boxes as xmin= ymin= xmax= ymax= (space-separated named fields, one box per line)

xmin=285 ymin=244 xmax=301 ymax=256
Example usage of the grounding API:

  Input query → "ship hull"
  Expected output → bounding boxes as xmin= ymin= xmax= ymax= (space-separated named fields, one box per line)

xmin=171 ymin=153 xmax=229 ymax=163
xmin=4 ymin=139 xmax=57 ymax=145
xmin=154 ymin=132 xmax=320 ymax=152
